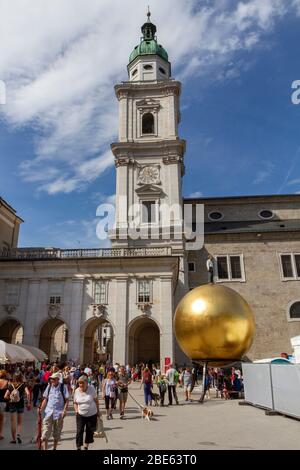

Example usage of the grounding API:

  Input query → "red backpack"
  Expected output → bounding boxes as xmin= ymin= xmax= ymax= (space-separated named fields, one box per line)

xmin=43 ymin=371 xmax=51 ymax=383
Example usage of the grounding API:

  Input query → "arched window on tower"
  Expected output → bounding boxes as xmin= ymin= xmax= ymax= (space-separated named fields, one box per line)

xmin=142 ymin=113 xmax=154 ymax=134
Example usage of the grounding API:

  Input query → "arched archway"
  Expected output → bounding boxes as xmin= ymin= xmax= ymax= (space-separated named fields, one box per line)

xmin=82 ymin=318 xmax=114 ymax=364
xmin=39 ymin=319 xmax=68 ymax=362
xmin=0 ymin=318 xmax=23 ymax=344
xmin=128 ymin=317 xmax=160 ymax=366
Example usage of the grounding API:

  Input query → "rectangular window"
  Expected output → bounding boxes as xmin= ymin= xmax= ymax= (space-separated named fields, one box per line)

xmin=281 ymin=254 xmax=293 ymax=278
xmin=142 ymin=201 xmax=156 ymax=224
xmin=188 ymin=262 xmax=195 ymax=272
xmin=138 ymin=280 xmax=151 ymax=303
xmin=216 ymin=255 xmax=244 ymax=282
xmin=94 ymin=281 xmax=107 ymax=304
xmin=217 ymin=256 xmax=229 ymax=280
xmin=49 ymin=296 xmax=61 ymax=305
xmin=295 ymin=255 xmax=300 ymax=278
xmin=5 ymin=282 xmax=20 ymax=305
xmin=230 ymin=256 xmax=242 ymax=279
xmin=280 ymin=253 xmax=300 ymax=279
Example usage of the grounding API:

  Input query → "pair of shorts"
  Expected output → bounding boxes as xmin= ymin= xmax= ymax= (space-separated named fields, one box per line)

xmin=6 ymin=404 xmax=24 ymax=414
xmin=118 ymin=391 xmax=128 ymax=402
xmin=42 ymin=415 xmax=64 ymax=441
xmin=184 ymin=384 xmax=192 ymax=392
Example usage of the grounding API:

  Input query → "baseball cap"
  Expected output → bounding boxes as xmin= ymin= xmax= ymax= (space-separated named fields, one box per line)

xmin=49 ymin=372 xmax=61 ymax=380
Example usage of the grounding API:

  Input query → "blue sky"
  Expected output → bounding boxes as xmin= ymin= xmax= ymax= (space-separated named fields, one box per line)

xmin=0 ymin=0 xmax=300 ymax=248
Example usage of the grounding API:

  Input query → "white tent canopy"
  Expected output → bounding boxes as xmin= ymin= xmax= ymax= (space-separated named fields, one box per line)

xmin=17 ymin=344 xmax=47 ymax=362
xmin=0 ymin=341 xmax=37 ymax=364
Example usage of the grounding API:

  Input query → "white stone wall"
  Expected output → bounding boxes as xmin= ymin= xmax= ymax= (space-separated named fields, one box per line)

xmin=0 ymin=258 xmax=178 ymax=367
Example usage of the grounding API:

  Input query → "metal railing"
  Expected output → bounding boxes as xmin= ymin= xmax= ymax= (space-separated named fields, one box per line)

xmin=0 ymin=246 xmax=173 ymax=261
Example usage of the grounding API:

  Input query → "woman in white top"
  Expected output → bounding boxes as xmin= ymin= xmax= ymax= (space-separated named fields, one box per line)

xmin=74 ymin=375 xmax=100 ymax=450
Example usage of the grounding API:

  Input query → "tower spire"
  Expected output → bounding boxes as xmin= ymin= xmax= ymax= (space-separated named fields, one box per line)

xmin=141 ymin=8 xmax=156 ymax=41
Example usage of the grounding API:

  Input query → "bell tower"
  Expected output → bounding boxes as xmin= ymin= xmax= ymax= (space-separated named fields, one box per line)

xmin=110 ymin=11 xmax=186 ymax=250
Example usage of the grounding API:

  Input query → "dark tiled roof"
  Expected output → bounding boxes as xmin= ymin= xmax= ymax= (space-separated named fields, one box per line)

xmin=204 ymin=219 xmax=300 ymax=234
xmin=184 ymin=194 xmax=300 ymax=204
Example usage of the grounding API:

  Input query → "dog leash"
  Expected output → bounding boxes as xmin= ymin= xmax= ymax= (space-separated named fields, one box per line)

xmin=128 ymin=390 xmax=145 ymax=410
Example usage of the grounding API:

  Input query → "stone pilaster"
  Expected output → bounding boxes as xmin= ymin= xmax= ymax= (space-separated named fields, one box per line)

xmin=23 ymin=279 xmax=41 ymax=347
xmin=68 ymin=277 xmax=84 ymax=363
xmin=113 ymin=278 xmax=128 ymax=365
xmin=159 ymin=276 xmax=174 ymax=371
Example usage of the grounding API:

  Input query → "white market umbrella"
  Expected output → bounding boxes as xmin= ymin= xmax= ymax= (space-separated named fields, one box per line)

xmin=17 ymin=344 xmax=47 ymax=362
xmin=0 ymin=340 xmax=37 ymax=363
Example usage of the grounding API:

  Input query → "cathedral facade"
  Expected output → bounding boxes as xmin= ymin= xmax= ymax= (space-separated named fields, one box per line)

xmin=1 ymin=15 xmax=300 ymax=366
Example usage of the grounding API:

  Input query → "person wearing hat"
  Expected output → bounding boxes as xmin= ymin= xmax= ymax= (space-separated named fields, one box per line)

xmin=73 ymin=375 xmax=100 ymax=450
xmin=39 ymin=372 xmax=69 ymax=450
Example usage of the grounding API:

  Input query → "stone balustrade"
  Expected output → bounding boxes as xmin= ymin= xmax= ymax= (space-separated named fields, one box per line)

xmin=0 ymin=246 xmax=173 ymax=260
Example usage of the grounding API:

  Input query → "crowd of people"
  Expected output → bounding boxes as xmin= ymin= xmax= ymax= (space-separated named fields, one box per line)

xmin=0 ymin=361 xmax=243 ymax=450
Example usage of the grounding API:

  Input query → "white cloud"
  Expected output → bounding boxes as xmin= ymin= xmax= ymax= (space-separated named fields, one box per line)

xmin=188 ymin=191 xmax=203 ymax=198
xmin=39 ymin=217 xmax=110 ymax=248
xmin=0 ymin=0 xmax=298 ymax=194
xmin=253 ymin=161 xmax=275 ymax=185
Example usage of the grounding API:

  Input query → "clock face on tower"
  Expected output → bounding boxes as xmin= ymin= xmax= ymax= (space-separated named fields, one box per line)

xmin=138 ymin=165 xmax=160 ymax=185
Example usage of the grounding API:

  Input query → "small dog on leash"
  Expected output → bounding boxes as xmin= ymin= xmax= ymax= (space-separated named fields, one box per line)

xmin=150 ymin=391 xmax=160 ymax=407
xmin=142 ymin=407 xmax=154 ymax=421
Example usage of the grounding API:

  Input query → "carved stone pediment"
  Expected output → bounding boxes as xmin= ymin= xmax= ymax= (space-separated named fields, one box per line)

xmin=135 ymin=184 xmax=163 ymax=197
xmin=136 ymin=98 xmax=160 ymax=113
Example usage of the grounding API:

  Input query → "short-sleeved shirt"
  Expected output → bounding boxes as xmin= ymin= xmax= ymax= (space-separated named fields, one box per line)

xmin=104 ymin=379 xmax=116 ymax=398
xmin=43 ymin=384 xmax=69 ymax=420
xmin=117 ymin=373 xmax=130 ymax=392
xmin=166 ymin=368 xmax=176 ymax=386
xmin=74 ymin=385 xmax=97 ymax=417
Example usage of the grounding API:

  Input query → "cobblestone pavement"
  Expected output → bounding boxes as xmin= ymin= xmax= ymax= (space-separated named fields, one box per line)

xmin=1 ymin=383 xmax=300 ymax=450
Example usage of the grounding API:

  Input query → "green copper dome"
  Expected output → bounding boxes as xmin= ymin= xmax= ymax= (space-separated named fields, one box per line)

xmin=129 ymin=40 xmax=168 ymax=64
xmin=129 ymin=11 xmax=168 ymax=64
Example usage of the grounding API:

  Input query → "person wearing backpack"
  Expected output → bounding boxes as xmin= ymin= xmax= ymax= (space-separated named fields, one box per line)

xmin=39 ymin=371 xmax=69 ymax=450
xmin=4 ymin=372 xmax=30 ymax=444
xmin=157 ymin=374 xmax=168 ymax=406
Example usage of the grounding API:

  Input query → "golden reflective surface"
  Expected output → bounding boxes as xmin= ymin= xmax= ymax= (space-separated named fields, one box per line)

xmin=174 ymin=284 xmax=255 ymax=366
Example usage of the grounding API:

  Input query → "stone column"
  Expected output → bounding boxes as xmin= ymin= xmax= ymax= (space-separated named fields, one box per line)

xmin=112 ymin=278 xmax=128 ymax=365
xmin=23 ymin=279 xmax=41 ymax=347
xmin=23 ymin=279 xmax=41 ymax=348
xmin=67 ymin=277 xmax=84 ymax=363
xmin=159 ymin=276 xmax=174 ymax=371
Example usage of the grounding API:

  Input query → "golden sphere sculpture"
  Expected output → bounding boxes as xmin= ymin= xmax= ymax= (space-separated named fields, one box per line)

xmin=174 ymin=284 xmax=255 ymax=366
